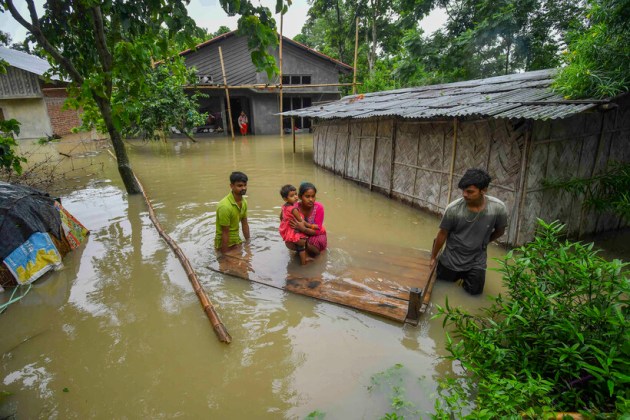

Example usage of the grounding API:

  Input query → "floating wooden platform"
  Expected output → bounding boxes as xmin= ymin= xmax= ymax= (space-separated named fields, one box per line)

xmin=208 ymin=240 xmax=437 ymax=324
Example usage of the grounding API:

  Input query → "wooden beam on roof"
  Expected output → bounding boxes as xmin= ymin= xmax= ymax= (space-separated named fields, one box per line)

xmin=186 ymin=82 xmax=360 ymax=90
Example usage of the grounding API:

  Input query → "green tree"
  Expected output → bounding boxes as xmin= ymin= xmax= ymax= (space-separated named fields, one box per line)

xmin=434 ymin=220 xmax=629 ymax=417
xmin=1 ymin=0 xmax=287 ymax=194
xmin=553 ymin=0 xmax=630 ymax=98
xmin=212 ymin=25 xmax=233 ymax=38
xmin=115 ymin=60 xmax=208 ymax=142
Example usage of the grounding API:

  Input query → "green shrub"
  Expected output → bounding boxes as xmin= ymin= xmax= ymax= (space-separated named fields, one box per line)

xmin=434 ymin=220 xmax=629 ymax=418
xmin=0 ymin=118 xmax=26 ymax=175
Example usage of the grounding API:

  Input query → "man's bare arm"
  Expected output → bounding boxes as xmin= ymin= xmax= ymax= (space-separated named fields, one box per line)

xmin=430 ymin=228 xmax=448 ymax=269
xmin=220 ymin=225 xmax=231 ymax=254
xmin=241 ymin=218 xmax=250 ymax=241
xmin=489 ymin=226 xmax=506 ymax=243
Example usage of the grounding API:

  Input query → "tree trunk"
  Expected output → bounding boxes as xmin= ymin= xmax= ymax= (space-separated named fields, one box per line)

xmin=368 ymin=0 xmax=378 ymax=73
xmin=335 ymin=0 xmax=344 ymax=62
xmin=94 ymin=96 xmax=141 ymax=194
xmin=505 ymin=39 xmax=511 ymax=75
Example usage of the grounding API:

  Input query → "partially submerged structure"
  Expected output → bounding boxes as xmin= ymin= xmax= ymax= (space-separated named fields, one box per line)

xmin=283 ymin=69 xmax=630 ymax=245
xmin=0 ymin=47 xmax=80 ymax=139
xmin=0 ymin=182 xmax=88 ymax=289
xmin=181 ymin=31 xmax=353 ymax=135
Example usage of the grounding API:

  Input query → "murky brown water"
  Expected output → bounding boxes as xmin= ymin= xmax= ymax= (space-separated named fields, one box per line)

xmin=3 ymin=133 xmax=622 ymax=418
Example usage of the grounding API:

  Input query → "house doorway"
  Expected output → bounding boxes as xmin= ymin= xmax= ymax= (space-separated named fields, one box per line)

xmin=226 ymin=97 xmax=252 ymax=135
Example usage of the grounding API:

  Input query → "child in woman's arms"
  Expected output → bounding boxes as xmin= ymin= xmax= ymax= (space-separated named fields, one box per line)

xmin=279 ymin=184 xmax=317 ymax=264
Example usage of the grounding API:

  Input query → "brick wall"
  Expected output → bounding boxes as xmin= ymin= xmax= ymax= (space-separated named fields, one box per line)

xmin=43 ymin=88 xmax=81 ymax=136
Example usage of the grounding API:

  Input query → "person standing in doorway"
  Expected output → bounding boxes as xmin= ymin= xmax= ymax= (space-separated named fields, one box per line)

xmin=430 ymin=168 xmax=507 ymax=295
xmin=238 ymin=111 xmax=248 ymax=135
xmin=215 ymin=171 xmax=250 ymax=254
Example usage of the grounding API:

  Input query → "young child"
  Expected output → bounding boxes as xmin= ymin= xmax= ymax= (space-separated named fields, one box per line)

xmin=279 ymin=184 xmax=317 ymax=265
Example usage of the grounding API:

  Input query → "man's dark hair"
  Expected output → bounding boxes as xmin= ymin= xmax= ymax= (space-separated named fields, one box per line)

xmin=230 ymin=171 xmax=248 ymax=184
xmin=280 ymin=184 xmax=296 ymax=199
xmin=298 ymin=182 xmax=317 ymax=197
xmin=458 ymin=168 xmax=491 ymax=190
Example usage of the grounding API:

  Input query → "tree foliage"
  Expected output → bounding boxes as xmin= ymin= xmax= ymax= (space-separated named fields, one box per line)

xmin=553 ymin=0 xmax=630 ymax=98
xmin=1 ymin=0 xmax=288 ymax=193
xmin=0 ymin=118 xmax=26 ymax=176
xmin=434 ymin=220 xmax=629 ymax=418
xmin=115 ymin=60 xmax=208 ymax=141
xmin=299 ymin=0 xmax=589 ymax=91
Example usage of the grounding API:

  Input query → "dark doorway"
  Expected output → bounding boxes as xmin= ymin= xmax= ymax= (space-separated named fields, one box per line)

xmin=225 ymin=97 xmax=252 ymax=135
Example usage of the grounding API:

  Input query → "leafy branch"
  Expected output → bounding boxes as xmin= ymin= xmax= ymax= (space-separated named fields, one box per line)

xmin=543 ymin=161 xmax=630 ymax=219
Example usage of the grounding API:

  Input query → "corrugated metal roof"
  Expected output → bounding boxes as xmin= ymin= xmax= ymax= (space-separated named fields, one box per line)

xmin=0 ymin=47 xmax=60 ymax=80
xmin=280 ymin=69 xmax=605 ymax=121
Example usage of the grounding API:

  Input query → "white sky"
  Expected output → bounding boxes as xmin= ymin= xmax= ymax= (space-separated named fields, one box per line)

xmin=1 ymin=0 xmax=447 ymax=45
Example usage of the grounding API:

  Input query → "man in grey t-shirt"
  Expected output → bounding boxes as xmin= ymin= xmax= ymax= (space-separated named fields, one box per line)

xmin=430 ymin=168 xmax=508 ymax=295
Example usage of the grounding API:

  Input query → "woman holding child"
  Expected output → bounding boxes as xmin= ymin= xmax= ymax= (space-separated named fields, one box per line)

xmin=280 ymin=182 xmax=327 ymax=260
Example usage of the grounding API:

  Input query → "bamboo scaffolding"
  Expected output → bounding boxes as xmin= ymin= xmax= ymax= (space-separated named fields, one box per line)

xmin=219 ymin=47 xmax=235 ymax=141
xmin=353 ymin=17 xmax=359 ymax=95
xmin=106 ymin=150 xmax=231 ymax=343
xmin=279 ymin=14 xmax=284 ymax=138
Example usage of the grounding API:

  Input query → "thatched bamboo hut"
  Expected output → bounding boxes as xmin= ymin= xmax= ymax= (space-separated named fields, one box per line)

xmin=282 ymin=69 xmax=630 ymax=245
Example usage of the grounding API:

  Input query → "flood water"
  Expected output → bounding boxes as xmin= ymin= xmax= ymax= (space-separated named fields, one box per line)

xmin=2 ymin=133 xmax=620 ymax=418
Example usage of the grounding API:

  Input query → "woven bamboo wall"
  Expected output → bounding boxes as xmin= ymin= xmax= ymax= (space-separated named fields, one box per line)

xmin=313 ymin=96 xmax=629 ymax=245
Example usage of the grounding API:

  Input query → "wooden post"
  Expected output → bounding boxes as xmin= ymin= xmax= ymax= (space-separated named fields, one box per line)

xmin=446 ymin=118 xmax=459 ymax=203
xmin=219 ymin=47 xmax=235 ymax=141
xmin=405 ymin=287 xmax=423 ymax=325
xmin=513 ymin=123 xmax=533 ymax=246
xmin=291 ymin=117 xmax=296 ymax=153
xmin=344 ymin=122 xmax=351 ymax=178
xmin=279 ymin=14 xmax=284 ymax=138
xmin=389 ymin=118 xmax=397 ymax=197
xmin=369 ymin=119 xmax=379 ymax=190
xmin=352 ymin=17 xmax=359 ymax=95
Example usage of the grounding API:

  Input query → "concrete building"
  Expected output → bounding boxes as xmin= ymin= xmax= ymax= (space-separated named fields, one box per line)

xmin=180 ymin=31 xmax=353 ymax=135
xmin=0 ymin=47 xmax=80 ymax=140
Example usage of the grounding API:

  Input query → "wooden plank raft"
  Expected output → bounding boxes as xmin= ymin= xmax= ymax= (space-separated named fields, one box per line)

xmin=208 ymin=240 xmax=437 ymax=324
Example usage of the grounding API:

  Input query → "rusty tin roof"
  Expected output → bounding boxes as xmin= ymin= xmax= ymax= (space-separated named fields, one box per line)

xmin=281 ymin=69 xmax=604 ymax=121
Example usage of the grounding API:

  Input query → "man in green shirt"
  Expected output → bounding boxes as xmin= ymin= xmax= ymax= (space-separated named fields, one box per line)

xmin=215 ymin=171 xmax=250 ymax=253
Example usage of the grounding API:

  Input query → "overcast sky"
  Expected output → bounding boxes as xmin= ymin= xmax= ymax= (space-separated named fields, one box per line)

xmin=1 ymin=0 xmax=447 ymax=46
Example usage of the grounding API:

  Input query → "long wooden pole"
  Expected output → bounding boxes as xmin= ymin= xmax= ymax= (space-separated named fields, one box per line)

xmin=219 ymin=47 xmax=235 ymax=141
xmin=446 ymin=118 xmax=459 ymax=203
xmin=106 ymin=151 xmax=231 ymax=343
xmin=353 ymin=17 xmax=359 ymax=95
xmin=279 ymin=14 xmax=284 ymax=138
xmin=514 ymin=124 xmax=532 ymax=246
xmin=291 ymin=117 xmax=296 ymax=153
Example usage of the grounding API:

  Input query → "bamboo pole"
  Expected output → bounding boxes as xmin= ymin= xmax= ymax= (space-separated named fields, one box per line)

xmin=291 ymin=117 xmax=296 ymax=153
xmin=514 ymin=124 xmax=533 ymax=246
xmin=446 ymin=118 xmax=459 ymax=203
xmin=353 ymin=17 xmax=359 ymax=95
xmin=106 ymin=150 xmax=231 ymax=343
xmin=279 ymin=14 xmax=284 ymax=138
xmin=369 ymin=119 xmax=379 ymax=190
xmin=219 ymin=47 xmax=235 ymax=141
xmin=388 ymin=118 xmax=397 ymax=197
